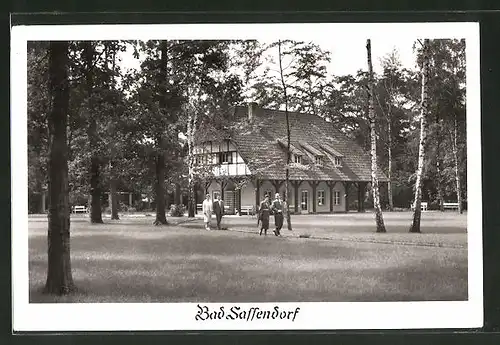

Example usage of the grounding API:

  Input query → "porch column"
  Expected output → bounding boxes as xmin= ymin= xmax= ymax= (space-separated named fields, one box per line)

xmin=327 ymin=181 xmax=337 ymax=213
xmin=271 ymin=180 xmax=284 ymax=195
xmin=308 ymin=181 xmax=320 ymax=214
xmin=292 ymin=181 xmax=300 ymax=214
xmin=357 ymin=182 xmax=366 ymax=212
xmin=41 ymin=191 xmax=46 ymax=213
xmin=343 ymin=181 xmax=350 ymax=213
xmin=204 ymin=180 xmax=211 ymax=194
xmin=255 ymin=178 xmax=262 ymax=209
xmin=219 ymin=179 xmax=228 ymax=201
xmin=237 ymin=188 xmax=242 ymax=215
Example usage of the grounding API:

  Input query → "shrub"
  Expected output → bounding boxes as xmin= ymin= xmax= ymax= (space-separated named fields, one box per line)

xmin=169 ymin=204 xmax=186 ymax=217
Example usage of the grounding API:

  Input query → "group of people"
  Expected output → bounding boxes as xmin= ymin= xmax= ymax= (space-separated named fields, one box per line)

xmin=200 ymin=192 xmax=285 ymax=236
xmin=201 ymin=194 xmax=225 ymax=230
xmin=258 ymin=193 xmax=285 ymax=236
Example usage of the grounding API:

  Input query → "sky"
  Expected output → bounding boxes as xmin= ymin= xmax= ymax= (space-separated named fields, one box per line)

xmin=118 ymin=37 xmax=419 ymax=78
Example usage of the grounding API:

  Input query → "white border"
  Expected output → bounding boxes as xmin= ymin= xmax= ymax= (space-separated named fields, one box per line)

xmin=11 ymin=22 xmax=483 ymax=331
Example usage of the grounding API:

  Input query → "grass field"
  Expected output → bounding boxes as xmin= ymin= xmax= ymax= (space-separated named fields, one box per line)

xmin=28 ymin=211 xmax=468 ymax=303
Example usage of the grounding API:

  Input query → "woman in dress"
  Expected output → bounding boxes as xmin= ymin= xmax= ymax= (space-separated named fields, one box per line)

xmin=258 ymin=194 xmax=271 ymax=236
xmin=202 ymin=193 xmax=213 ymax=230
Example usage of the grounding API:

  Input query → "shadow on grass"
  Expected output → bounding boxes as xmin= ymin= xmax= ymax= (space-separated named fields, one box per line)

xmin=29 ymin=228 xmax=468 ymax=303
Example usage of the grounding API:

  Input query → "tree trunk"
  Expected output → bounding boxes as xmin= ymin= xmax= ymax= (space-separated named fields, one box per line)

xmin=89 ymin=156 xmax=103 ymax=223
xmin=152 ymin=41 xmax=169 ymax=226
xmin=174 ymin=183 xmax=181 ymax=205
xmin=45 ymin=41 xmax=74 ymax=295
xmin=187 ymin=105 xmax=197 ymax=218
xmin=410 ymin=39 xmax=431 ymax=233
xmin=109 ymin=46 xmax=119 ymax=221
xmin=154 ymin=149 xmax=168 ymax=225
xmin=109 ymin=170 xmax=119 ymax=220
xmin=83 ymin=42 xmax=103 ymax=224
xmin=278 ymin=40 xmax=293 ymax=231
xmin=366 ymin=39 xmax=386 ymax=233
xmin=452 ymin=114 xmax=463 ymax=214
xmin=435 ymin=113 xmax=445 ymax=211
xmin=188 ymin=179 xmax=196 ymax=217
xmin=387 ymin=114 xmax=394 ymax=211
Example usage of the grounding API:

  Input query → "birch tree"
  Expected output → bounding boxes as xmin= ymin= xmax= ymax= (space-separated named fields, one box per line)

xmin=366 ymin=39 xmax=386 ymax=233
xmin=409 ymin=39 xmax=431 ymax=233
xmin=186 ymin=92 xmax=200 ymax=218
xmin=277 ymin=40 xmax=293 ymax=231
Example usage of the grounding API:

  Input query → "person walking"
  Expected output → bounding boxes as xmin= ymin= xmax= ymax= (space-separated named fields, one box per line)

xmin=271 ymin=192 xmax=284 ymax=236
xmin=202 ymin=193 xmax=213 ymax=230
xmin=213 ymin=195 xmax=225 ymax=230
xmin=258 ymin=194 xmax=271 ymax=236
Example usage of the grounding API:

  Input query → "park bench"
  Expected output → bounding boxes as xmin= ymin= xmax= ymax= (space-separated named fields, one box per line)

xmin=196 ymin=204 xmax=202 ymax=212
xmin=72 ymin=205 xmax=88 ymax=214
xmin=240 ymin=205 xmax=255 ymax=216
xmin=443 ymin=202 xmax=460 ymax=211
xmin=410 ymin=201 xmax=428 ymax=212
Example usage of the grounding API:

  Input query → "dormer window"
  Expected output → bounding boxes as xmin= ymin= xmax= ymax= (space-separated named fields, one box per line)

xmin=334 ymin=156 xmax=342 ymax=166
xmin=315 ymin=156 xmax=324 ymax=165
xmin=294 ymin=154 xmax=303 ymax=164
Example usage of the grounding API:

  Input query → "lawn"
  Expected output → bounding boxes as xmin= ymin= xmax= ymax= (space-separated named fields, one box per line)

xmin=28 ymin=211 xmax=468 ymax=303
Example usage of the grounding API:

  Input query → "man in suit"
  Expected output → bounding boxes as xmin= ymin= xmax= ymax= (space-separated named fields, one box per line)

xmin=213 ymin=195 xmax=224 ymax=230
xmin=271 ymin=192 xmax=284 ymax=236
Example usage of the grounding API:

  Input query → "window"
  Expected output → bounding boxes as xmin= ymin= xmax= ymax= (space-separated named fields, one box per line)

xmin=334 ymin=191 xmax=341 ymax=205
xmin=195 ymin=155 xmax=204 ymax=165
xmin=334 ymin=157 xmax=342 ymax=166
xmin=317 ymin=190 xmax=325 ymax=206
xmin=218 ymin=151 xmax=235 ymax=164
xmin=294 ymin=154 xmax=303 ymax=164
xmin=315 ymin=156 xmax=324 ymax=165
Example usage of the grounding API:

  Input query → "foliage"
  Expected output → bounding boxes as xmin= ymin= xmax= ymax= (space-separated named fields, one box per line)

xmin=27 ymin=38 xmax=467 ymax=219
xmin=169 ymin=204 xmax=187 ymax=217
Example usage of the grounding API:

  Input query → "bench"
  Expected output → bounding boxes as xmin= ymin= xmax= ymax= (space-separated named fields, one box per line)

xmin=240 ymin=205 xmax=255 ymax=216
xmin=443 ymin=202 xmax=459 ymax=211
xmin=196 ymin=204 xmax=202 ymax=212
xmin=72 ymin=205 xmax=88 ymax=214
xmin=410 ymin=201 xmax=428 ymax=212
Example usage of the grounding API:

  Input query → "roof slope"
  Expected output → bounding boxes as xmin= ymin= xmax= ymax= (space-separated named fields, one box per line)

xmin=226 ymin=106 xmax=389 ymax=182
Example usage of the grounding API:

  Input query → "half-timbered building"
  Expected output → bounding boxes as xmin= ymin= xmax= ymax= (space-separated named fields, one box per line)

xmin=193 ymin=103 xmax=388 ymax=215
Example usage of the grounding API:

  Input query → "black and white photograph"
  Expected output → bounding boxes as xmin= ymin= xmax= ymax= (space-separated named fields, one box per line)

xmin=11 ymin=22 xmax=482 ymax=331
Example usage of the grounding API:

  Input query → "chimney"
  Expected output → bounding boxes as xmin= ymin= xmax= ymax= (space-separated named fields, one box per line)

xmin=247 ymin=102 xmax=258 ymax=121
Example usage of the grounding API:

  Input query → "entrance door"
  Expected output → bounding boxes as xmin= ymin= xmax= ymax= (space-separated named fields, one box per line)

xmin=301 ymin=190 xmax=309 ymax=213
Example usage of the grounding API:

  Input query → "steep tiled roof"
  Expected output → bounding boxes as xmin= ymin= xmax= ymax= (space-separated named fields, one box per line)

xmin=222 ymin=105 xmax=388 ymax=182
xmin=319 ymin=142 xmax=344 ymax=157
xmin=298 ymin=141 xmax=324 ymax=156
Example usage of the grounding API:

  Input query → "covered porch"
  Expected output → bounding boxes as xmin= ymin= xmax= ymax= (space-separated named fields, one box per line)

xmin=198 ymin=177 xmax=389 ymax=215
